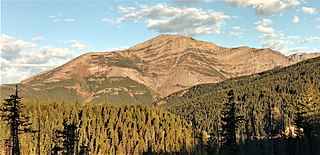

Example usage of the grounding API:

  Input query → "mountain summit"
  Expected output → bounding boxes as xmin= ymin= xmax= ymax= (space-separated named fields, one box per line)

xmin=1 ymin=34 xmax=319 ymax=104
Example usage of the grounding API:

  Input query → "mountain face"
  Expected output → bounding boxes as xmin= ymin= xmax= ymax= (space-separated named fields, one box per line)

xmin=1 ymin=34 xmax=319 ymax=104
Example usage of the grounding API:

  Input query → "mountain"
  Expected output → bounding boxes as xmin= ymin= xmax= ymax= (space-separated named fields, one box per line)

xmin=158 ymin=56 xmax=320 ymax=134
xmin=288 ymin=52 xmax=320 ymax=62
xmin=1 ymin=34 xmax=319 ymax=104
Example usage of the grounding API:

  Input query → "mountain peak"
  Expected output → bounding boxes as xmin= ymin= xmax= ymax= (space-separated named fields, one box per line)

xmin=129 ymin=34 xmax=217 ymax=51
xmin=153 ymin=34 xmax=192 ymax=40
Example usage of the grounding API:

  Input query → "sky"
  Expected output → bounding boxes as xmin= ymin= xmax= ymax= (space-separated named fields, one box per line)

xmin=1 ymin=0 xmax=320 ymax=84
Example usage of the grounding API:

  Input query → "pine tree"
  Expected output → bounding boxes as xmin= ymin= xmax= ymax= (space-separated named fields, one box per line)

xmin=0 ymin=85 xmax=33 ymax=155
xmin=52 ymin=118 xmax=79 ymax=155
xmin=37 ymin=103 xmax=41 ymax=155
xmin=294 ymin=83 xmax=317 ymax=136
xmin=293 ymin=83 xmax=319 ymax=154
xmin=220 ymin=89 xmax=244 ymax=155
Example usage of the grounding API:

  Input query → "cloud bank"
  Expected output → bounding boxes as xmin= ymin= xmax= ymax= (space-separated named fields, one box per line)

xmin=1 ymin=34 xmax=76 ymax=84
xmin=103 ymin=4 xmax=229 ymax=36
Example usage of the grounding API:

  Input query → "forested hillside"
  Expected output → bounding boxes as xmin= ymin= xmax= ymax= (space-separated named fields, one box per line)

xmin=159 ymin=56 xmax=320 ymax=154
xmin=162 ymin=57 xmax=320 ymax=131
xmin=0 ymin=101 xmax=193 ymax=154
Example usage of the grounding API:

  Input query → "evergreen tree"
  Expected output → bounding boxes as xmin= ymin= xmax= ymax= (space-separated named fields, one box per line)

xmin=294 ymin=83 xmax=317 ymax=136
xmin=220 ymin=89 xmax=244 ymax=154
xmin=52 ymin=118 xmax=79 ymax=155
xmin=0 ymin=85 xmax=33 ymax=155
xmin=37 ymin=104 xmax=41 ymax=155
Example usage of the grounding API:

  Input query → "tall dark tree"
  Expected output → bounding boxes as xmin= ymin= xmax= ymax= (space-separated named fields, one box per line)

xmin=220 ymin=89 xmax=243 ymax=155
xmin=0 ymin=85 xmax=32 ymax=155
xmin=293 ymin=83 xmax=319 ymax=154
xmin=52 ymin=118 xmax=79 ymax=155
xmin=294 ymin=83 xmax=317 ymax=137
xmin=36 ymin=104 xmax=41 ymax=155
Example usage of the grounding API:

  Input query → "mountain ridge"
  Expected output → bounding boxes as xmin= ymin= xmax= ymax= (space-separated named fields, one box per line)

xmin=1 ymin=34 xmax=319 ymax=104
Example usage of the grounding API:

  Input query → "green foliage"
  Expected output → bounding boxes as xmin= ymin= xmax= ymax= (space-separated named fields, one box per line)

xmin=161 ymin=56 xmax=320 ymax=153
xmin=0 ymin=101 xmax=193 ymax=154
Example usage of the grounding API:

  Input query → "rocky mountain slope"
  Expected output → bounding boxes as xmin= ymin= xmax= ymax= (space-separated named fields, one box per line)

xmin=1 ymin=34 xmax=319 ymax=104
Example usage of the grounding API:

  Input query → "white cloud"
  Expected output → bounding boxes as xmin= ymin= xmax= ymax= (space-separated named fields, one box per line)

xmin=299 ymin=36 xmax=320 ymax=44
xmin=103 ymin=4 xmax=229 ymax=36
xmin=49 ymin=16 xmax=60 ymax=22
xmin=293 ymin=15 xmax=299 ymax=23
xmin=301 ymin=7 xmax=317 ymax=15
xmin=255 ymin=25 xmax=277 ymax=38
xmin=59 ymin=40 xmax=88 ymax=51
xmin=261 ymin=39 xmax=308 ymax=54
xmin=106 ymin=46 xmax=129 ymax=52
xmin=101 ymin=18 xmax=122 ymax=24
xmin=49 ymin=15 xmax=76 ymax=23
xmin=173 ymin=0 xmax=199 ymax=5
xmin=1 ymin=34 xmax=37 ymax=60
xmin=232 ymin=26 xmax=241 ymax=30
xmin=31 ymin=37 xmax=45 ymax=42
xmin=1 ymin=34 xmax=76 ymax=84
xmin=254 ymin=18 xmax=272 ymax=26
xmin=229 ymin=31 xmax=243 ymax=38
xmin=257 ymin=34 xmax=318 ymax=55
xmin=229 ymin=26 xmax=245 ymax=38
xmin=254 ymin=19 xmax=283 ymax=39
xmin=226 ymin=0 xmax=300 ymax=16
xmin=117 ymin=6 xmax=136 ymax=14
xmin=287 ymin=35 xmax=300 ymax=40
xmin=254 ymin=19 xmax=311 ymax=55
xmin=173 ymin=0 xmax=213 ymax=5
xmin=261 ymin=40 xmax=287 ymax=51
xmin=64 ymin=18 xmax=76 ymax=22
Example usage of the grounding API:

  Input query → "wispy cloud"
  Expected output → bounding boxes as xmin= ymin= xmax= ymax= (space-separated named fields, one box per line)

xmin=254 ymin=19 xmax=272 ymax=26
xmin=293 ymin=15 xmax=300 ymax=23
xmin=301 ymin=7 xmax=317 ymax=15
xmin=298 ymin=36 xmax=320 ymax=44
xmin=102 ymin=4 xmax=229 ymax=36
xmin=228 ymin=26 xmax=245 ymax=38
xmin=106 ymin=46 xmax=129 ymax=52
xmin=49 ymin=15 xmax=60 ymax=22
xmin=31 ymin=37 xmax=45 ymax=42
xmin=173 ymin=0 xmax=213 ymax=5
xmin=49 ymin=15 xmax=76 ymax=23
xmin=253 ymin=18 xmax=315 ymax=54
xmin=59 ymin=40 xmax=88 ymax=51
xmin=226 ymin=0 xmax=300 ymax=16
xmin=64 ymin=18 xmax=76 ymax=22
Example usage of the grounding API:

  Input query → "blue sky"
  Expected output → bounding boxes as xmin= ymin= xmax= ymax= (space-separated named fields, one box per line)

xmin=1 ymin=0 xmax=320 ymax=84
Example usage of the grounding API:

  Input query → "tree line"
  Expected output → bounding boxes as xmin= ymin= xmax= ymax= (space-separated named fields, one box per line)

xmin=1 ymin=83 xmax=320 ymax=154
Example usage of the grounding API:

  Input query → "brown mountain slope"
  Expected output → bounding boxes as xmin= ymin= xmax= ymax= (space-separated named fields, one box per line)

xmin=1 ymin=34 xmax=319 ymax=104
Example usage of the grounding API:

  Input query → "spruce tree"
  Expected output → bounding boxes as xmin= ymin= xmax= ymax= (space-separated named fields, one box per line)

xmin=220 ymin=89 xmax=243 ymax=154
xmin=52 ymin=118 xmax=79 ymax=155
xmin=0 ymin=85 xmax=33 ymax=155
xmin=294 ymin=83 xmax=317 ymax=136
